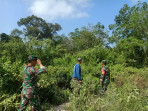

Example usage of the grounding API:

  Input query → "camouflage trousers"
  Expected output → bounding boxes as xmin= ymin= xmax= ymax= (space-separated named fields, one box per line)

xmin=70 ymin=78 xmax=81 ymax=95
xmin=100 ymin=79 xmax=110 ymax=94
xmin=18 ymin=93 xmax=40 ymax=111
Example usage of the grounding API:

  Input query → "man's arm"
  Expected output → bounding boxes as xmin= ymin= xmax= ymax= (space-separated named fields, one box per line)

xmin=77 ymin=65 xmax=82 ymax=83
xmin=36 ymin=59 xmax=46 ymax=75
xmin=100 ymin=75 xmax=105 ymax=85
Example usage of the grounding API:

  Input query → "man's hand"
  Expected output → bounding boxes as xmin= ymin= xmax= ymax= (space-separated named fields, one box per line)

xmin=37 ymin=59 xmax=41 ymax=64
xmin=100 ymin=82 xmax=102 ymax=85
xmin=37 ymin=59 xmax=43 ymax=67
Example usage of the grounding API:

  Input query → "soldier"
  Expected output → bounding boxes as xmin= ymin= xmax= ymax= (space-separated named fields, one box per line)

xmin=71 ymin=58 xmax=82 ymax=94
xmin=100 ymin=60 xmax=110 ymax=94
xmin=18 ymin=55 xmax=46 ymax=111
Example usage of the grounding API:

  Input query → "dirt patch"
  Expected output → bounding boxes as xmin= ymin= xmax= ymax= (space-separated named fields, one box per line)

xmin=51 ymin=102 xmax=70 ymax=111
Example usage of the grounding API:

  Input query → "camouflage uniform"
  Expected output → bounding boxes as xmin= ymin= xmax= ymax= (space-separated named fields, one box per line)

xmin=18 ymin=58 xmax=46 ymax=111
xmin=100 ymin=66 xmax=110 ymax=93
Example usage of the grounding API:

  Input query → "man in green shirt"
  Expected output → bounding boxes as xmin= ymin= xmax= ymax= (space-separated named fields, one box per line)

xmin=18 ymin=55 xmax=46 ymax=111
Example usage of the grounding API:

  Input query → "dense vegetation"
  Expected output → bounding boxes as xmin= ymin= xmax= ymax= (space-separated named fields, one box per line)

xmin=0 ymin=2 xmax=148 ymax=111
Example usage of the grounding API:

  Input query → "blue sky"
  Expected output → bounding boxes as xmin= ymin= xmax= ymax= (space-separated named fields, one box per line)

xmin=0 ymin=0 xmax=147 ymax=36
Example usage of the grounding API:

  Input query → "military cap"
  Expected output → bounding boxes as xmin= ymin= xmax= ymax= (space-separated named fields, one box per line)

xmin=28 ymin=55 xmax=37 ymax=61
xmin=102 ymin=60 xmax=107 ymax=65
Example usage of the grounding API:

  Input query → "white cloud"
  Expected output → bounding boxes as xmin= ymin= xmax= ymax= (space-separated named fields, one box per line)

xmin=25 ymin=0 xmax=92 ymax=21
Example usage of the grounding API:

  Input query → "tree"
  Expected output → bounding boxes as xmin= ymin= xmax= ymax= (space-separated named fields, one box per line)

xmin=69 ymin=22 xmax=109 ymax=52
xmin=0 ymin=37 xmax=27 ymax=63
xmin=0 ymin=33 xmax=10 ymax=42
xmin=11 ymin=28 xmax=23 ymax=37
xmin=10 ymin=29 xmax=23 ymax=42
xmin=92 ymin=22 xmax=109 ymax=46
xmin=72 ymin=30 xmax=100 ymax=51
xmin=114 ymin=37 xmax=145 ymax=67
xmin=109 ymin=2 xmax=148 ymax=64
xmin=109 ymin=2 xmax=148 ymax=43
xmin=17 ymin=15 xmax=62 ymax=40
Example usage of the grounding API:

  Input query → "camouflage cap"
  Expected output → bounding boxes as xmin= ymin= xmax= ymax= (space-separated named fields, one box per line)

xmin=28 ymin=55 xmax=37 ymax=61
xmin=102 ymin=60 xmax=107 ymax=65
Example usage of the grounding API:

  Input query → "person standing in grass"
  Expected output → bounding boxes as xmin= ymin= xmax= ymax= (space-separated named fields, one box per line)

xmin=71 ymin=58 xmax=82 ymax=94
xmin=18 ymin=55 xmax=46 ymax=111
xmin=100 ymin=60 xmax=110 ymax=94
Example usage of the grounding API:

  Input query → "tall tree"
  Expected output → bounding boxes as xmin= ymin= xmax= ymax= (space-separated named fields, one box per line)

xmin=10 ymin=28 xmax=23 ymax=41
xmin=69 ymin=22 xmax=109 ymax=52
xmin=109 ymin=2 xmax=148 ymax=63
xmin=17 ymin=15 xmax=62 ymax=40
xmin=11 ymin=28 xmax=23 ymax=37
xmin=109 ymin=2 xmax=148 ymax=43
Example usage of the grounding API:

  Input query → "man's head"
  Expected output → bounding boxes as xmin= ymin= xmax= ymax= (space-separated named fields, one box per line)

xmin=77 ymin=58 xmax=82 ymax=64
xmin=28 ymin=55 xmax=38 ymax=66
xmin=102 ymin=60 xmax=107 ymax=66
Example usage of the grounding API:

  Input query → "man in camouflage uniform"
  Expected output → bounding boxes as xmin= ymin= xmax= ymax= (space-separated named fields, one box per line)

xmin=100 ymin=60 xmax=110 ymax=94
xmin=18 ymin=55 xmax=46 ymax=111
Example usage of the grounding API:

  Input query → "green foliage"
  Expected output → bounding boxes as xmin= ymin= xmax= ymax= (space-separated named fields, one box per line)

xmin=109 ymin=2 xmax=148 ymax=43
xmin=0 ymin=33 xmax=10 ymax=42
xmin=0 ymin=37 xmax=27 ymax=63
xmin=68 ymin=65 xmax=148 ymax=111
xmin=10 ymin=28 xmax=23 ymax=37
xmin=109 ymin=2 xmax=148 ymax=65
xmin=53 ymin=45 xmax=109 ymax=67
xmin=114 ymin=37 xmax=145 ymax=67
xmin=17 ymin=15 xmax=61 ymax=40
xmin=0 ymin=94 xmax=20 ymax=111
xmin=1 ymin=2 xmax=148 ymax=110
xmin=69 ymin=22 xmax=109 ymax=52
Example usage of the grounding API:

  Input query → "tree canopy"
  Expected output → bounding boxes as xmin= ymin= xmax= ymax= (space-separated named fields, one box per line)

xmin=17 ymin=15 xmax=62 ymax=40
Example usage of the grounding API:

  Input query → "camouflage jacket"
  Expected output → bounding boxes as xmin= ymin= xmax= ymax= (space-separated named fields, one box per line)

xmin=22 ymin=65 xmax=46 ymax=95
xmin=100 ymin=66 xmax=110 ymax=82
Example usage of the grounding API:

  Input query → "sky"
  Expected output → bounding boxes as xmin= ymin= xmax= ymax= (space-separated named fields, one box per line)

xmin=0 ymin=0 xmax=148 ymax=36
